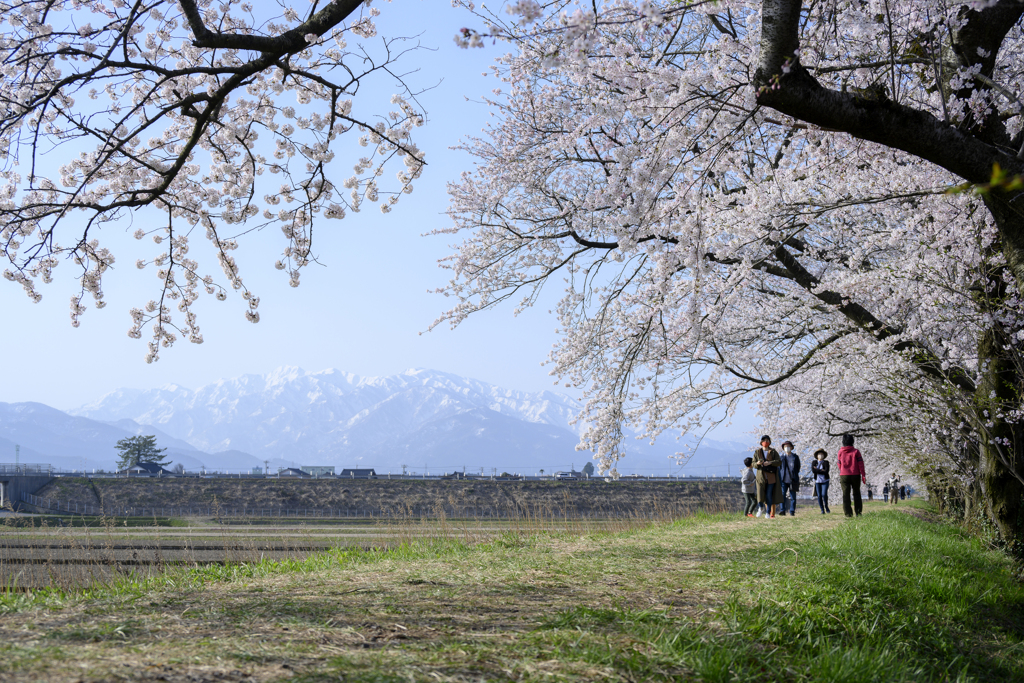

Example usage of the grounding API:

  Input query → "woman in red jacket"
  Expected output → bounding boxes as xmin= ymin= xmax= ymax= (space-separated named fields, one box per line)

xmin=837 ymin=434 xmax=867 ymax=517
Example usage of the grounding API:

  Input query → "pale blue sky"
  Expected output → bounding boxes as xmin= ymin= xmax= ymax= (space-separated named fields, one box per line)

xmin=2 ymin=4 xmax=544 ymax=407
xmin=0 ymin=3 xmax=758 ymax=441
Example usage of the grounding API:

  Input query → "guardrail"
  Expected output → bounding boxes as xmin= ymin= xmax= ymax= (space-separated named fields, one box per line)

xmin=0 ymin=464 xmax=54 ymax=475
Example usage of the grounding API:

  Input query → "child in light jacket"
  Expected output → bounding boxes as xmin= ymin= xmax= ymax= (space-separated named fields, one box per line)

xmin=741 ymin=457 xmax=757 ymax=517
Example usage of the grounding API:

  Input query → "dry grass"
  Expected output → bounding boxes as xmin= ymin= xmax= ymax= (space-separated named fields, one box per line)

xmin=6 ymin=501 xmax=1015 ymax=683
xmin=0 ymin=493 xmax=731 ymax=591
xmin=0 ymin=502 xmax=850 ymax=682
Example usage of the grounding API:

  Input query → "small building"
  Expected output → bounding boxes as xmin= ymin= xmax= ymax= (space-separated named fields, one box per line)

xmin=303 ymin=466 xmax=335 ymax=477
xmin=339 ymin=468 xmax=376 ymax=479
xmin=278 ymin=467 xmax=310 ymax=477
xmin=120 ymin=462 xmax=175 ymax=477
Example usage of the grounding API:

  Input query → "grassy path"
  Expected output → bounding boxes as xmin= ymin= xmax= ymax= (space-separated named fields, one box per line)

xmin=0 ymin=500 xmax=1020 ymax=682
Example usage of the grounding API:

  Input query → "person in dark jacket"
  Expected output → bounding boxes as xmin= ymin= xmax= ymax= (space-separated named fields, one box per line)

xmin=810 ymin=449 xmax=831 ymax=514
xmin=837 ymin=434 xmax=867 ymax=517
xmin=778 ymin=441 xmax=801 ymax=515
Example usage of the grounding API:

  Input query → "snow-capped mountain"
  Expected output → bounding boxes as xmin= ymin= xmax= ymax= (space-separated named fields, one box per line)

xmin=36 ymin=367 xmax=748 ymax=474
xmin=70 ymin=368 xmax=580 ymax=466
xmin=66 ymin=367 xmax=746 ymax=473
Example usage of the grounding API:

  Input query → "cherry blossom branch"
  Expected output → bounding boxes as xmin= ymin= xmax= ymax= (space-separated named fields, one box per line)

xmin=1 ymin=0 xmax=426 ymax=359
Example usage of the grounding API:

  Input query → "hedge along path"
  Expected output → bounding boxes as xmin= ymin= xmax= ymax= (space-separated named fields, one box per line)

xmin=0 ymin=503 xmax=1005 ymax=683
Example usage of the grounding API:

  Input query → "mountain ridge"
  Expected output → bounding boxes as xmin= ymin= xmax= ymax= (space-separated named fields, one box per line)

xmin=2 ymin=367 xmax=749 ymax=474
xmin=69 ymin=367 xmax=748 ymax=474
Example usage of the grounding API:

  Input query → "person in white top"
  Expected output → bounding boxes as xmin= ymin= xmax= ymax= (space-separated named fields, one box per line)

xmin=741 ymin=457 xmax=757 ymax=517
xmin=887 ymin=473 xmax=901 ymax=504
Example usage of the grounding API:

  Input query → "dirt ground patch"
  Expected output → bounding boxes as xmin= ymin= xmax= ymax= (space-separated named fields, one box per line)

xmin=895 ymin=503 xmax=945 ymax=524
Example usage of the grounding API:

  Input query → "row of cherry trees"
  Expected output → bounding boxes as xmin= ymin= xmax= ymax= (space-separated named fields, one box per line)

xmin=439 ymin=1 xmax=1024 ymax=549
xmin=2 ymin=1 xmax=1022 ymax=547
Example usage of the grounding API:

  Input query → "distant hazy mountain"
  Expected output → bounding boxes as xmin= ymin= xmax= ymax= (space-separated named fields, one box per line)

xmin=0 ymin=402 xmax=197 ymax=471
xmin=70 ymin=367 xmax=580 ymax=470
xmin=0 ymin=401 xmax=312 ymax=472
xmin=68 ymin=367 xmax=751 ymax=475
xmin=0 ymin=434 xmax=50 ymax=467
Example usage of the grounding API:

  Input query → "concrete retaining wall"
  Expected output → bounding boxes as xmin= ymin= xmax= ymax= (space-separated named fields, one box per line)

xmin=35 ymin=477 xmax=742 ymax=517
xmin=1 ymin=475 xmax=54 ymax=510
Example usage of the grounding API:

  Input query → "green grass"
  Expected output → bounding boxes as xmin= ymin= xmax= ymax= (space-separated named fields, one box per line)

xmin=524 ymin=510 xmax=1024 ymax=682
xmin=0 ymin=504 xmax=1020 ymax=682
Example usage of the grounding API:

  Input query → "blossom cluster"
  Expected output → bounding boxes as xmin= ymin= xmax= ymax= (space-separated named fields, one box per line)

xmin=0 ymin=0 xmax=424 ymax=360
xmin=439 ymin=1 xmax=1024 ymax=479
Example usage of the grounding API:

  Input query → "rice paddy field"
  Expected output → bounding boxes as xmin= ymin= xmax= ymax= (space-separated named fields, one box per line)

xmin=0 ymin=512 xmax=675 ymax=591
xmin=0 ymin=500 xmax=1020 ymax=682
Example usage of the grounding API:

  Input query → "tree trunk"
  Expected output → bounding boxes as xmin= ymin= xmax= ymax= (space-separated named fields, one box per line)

xmin=975 ymin=318 xmax=1024 ymax=554
xmin=984 ymin=194 xmax=1024 ymax=293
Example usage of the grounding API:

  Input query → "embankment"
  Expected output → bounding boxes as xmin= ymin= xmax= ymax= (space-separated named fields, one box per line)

xmin=33 ymin=477 xmax=738 ymax=517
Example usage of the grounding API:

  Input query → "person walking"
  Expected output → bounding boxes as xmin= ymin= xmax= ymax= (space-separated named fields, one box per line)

xmin=741 ymin=457 xmax=757 ymax=517
xmin=810 ymin=449 xmax=831 ymax=514
xmin=778 ymin=441 xmax=801 ymax=516
xmin=887 ymin=473 xmax=901 ymax=505
xmin=837 ymin=434 xmax=867 ymax=517
xmin=882 ymin=482 xmax=889 ymax=501
xmin=753 ymin=435 xmax=783 ymax=519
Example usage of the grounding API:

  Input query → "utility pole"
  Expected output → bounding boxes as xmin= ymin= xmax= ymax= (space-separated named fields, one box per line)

xmin=264 ymin=459 xmax=270 ymax=477
xmin=15 ymin=444 xmax=19 ymax=473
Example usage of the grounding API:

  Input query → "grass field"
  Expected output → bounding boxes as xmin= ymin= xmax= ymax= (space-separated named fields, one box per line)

xmin=0 ymin=500 xmax=1020 ymax=682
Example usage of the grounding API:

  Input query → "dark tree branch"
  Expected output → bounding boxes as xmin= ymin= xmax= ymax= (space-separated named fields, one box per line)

xmin=754 ymin=0 xmax=1024 ymax=304
xmin=181 ymin=0 xmax=365 ymax=53
xmin=770 ymin=244 xmax=977 ymax=394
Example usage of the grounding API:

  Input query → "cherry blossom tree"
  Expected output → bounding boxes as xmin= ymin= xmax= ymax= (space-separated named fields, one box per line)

xmin=441 ymin=1 xmax=1024 ymax=547
xmin=753 ymin=0 xmax=1024 ymax=548
xmin=1 ymin=0 xmax=425 ymax=361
